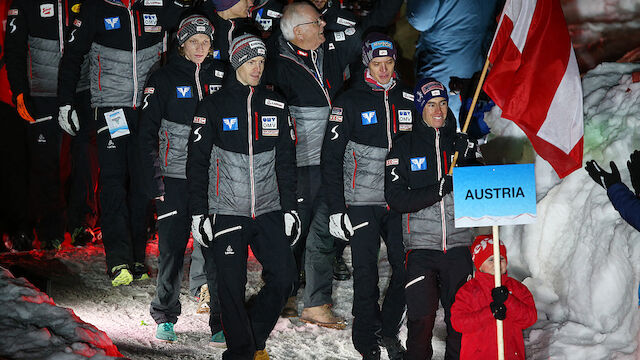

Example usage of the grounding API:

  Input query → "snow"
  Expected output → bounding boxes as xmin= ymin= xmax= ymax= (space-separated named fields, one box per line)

xmin=1 ymin=64 xmax=640 ymax=359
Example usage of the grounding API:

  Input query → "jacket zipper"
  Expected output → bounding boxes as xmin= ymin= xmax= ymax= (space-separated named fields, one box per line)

xmin=384 ymin=90 xmax=391 ymax=150
xmin=435 ymin=129 xmax=447 ymax=252
xmin=164 ymin=130 xmax=169 ymax=166
xmin=279 ymin=53 xmax=331 ymax=106
xmin=247 ymin=87 xmax=255 ymax=218
xmin=352 ymin=150 xmax=357 ymax=189
xmin=195 ymin=63 xmax=202 ymax=100
xmin=57 ymin=0 xmax=64 ymax=53
xmin=127 ymin=5 xmax=138 ymax=108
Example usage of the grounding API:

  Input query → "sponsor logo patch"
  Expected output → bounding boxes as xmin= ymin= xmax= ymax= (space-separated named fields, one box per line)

xmin=212 ymin=50 xmax=221 ymax=59
xmin=145 ymin=26 xmax=161 ymax=33
xmin=215 ymin=70 xmax=224 ymax=78
xmin=73 ymin=19 xmax=82 ymax=27
xmin=261 ymin=116 xmax=277 ymax=129
xmin=329 ymin=114 xmax=343 ymax=122
xmin=262 ymin=129 xmax=279 ymax=136
xmin=143 ymin=14 xmax=157 ymax=26
xmin=361 ymin=111 xmax=377 ymax=125
xmin=267 ymin=10 xmax=282 ymax=18
xmin=386 ymin=158 xmax=399 ymax=166
xmin=144 ymin=0 xmax=163 ymax=5
xmin=71 ymin=4 xmax=81 ymax=13
xmin=328 ymin=43 xmax=335 ymax=50
xmin=265 ymin=99 xmax=284 ymax=109
xmin=331 ymin=107 xmax=343 ymax=115
xmin=104 ymin=17 xmax=121 ymax=30
xmin=8 ymin=9 xmax=18 ymax=16
xmin=334 ymin=32 xmax=345 ymax=42
xmin=144 ymin=87 xmax=155 ymax=94
xmin=40 ymin=4 xmax=54 ymax=17
xmin=402 ymin=92 xmax=414 ymax=101
xmin=258 ymin=18 xmax=272 ymax=30
xmin=345 ymin=27 xmax=356 ymax=36
xmin=371 ymin=40 xmax=392 ymax=50
xmin=379 ymin=49 xmax=388 ymax=56
xmin=336 ymin=17 xmax=356 ymax=27
xmin=176 ymin=86 xmax=192 ymax=98
xmin=209 ymin=85 xmax=221 ymax=93
xmin=399 ymin=124 xmax=412 ymax=131
xmin=222 ymin=117 xmax=238 ymax=131
xmin=398 ymin=110 xmax=412 ymax=123
xmin=193 ymin=116 xmax=206 ymax=124
xmin=410 ymin=157 xmax=426 ymax=171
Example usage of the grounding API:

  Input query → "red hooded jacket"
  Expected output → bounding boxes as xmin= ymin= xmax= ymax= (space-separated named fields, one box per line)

xmin=451 ymin=270 xmax=538 ymax=360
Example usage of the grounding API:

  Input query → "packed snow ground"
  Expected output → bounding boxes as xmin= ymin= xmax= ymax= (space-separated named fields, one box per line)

xmin=2 ymin=63 xmax=640 ymax=359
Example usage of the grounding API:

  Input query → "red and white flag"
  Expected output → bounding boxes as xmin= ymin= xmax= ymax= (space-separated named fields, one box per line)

xmin=483 ymin=0 xmax=583 ymax=178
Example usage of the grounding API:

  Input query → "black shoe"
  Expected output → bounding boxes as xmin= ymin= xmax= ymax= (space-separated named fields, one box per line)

xmin=333 ymin=255 xmax=351 ymax=281
xmin=41 ymin=238 xmax=62 ymax=251
xmin=132 ymin=262 xmax=150 ymax=280
xmin=361 ymin=347 xmax=380 ymax=360
xmin=10 ymin=231 xmax=33 ymax=251
xmin=71 ymin=227 xmax=96 ymax=247
xmin=382 ymin=337 xmax=406 ymax=360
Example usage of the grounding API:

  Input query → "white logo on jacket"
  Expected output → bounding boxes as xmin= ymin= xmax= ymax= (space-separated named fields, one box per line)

xmin=40 ymin=4 xmax=54 ymax=17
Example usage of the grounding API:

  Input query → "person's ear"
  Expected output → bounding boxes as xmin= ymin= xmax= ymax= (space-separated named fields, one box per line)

xmin=295 ymin=27 xmax=304 ymax=41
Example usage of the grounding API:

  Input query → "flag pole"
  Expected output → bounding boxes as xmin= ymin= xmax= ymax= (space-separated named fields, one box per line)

xmin=493 ymin=225 xmax=505 ymax=360
xmin=448 ymin=56 xmax=491 ymax=176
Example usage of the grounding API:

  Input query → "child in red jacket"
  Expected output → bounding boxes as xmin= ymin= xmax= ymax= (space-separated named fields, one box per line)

xmin=451 ymin=235 xmax=537 ymax=360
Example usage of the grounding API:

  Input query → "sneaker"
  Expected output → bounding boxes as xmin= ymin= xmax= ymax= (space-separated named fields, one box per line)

xmin=110 ymin=265 xmax=133 ymax=287
xmin=156 ymin=322 xmax=177 ymax=342
xmin=299 ymin=304 xmax=347 ymax=330
xmin=280 ymin=296 xmax=298 ymax=318
xmin=197 ymin=284 xmax=211 ymax=314
xmin=333 ymin=255 xmax=351 ymax=281
xmin=41 ymin=238 xmax=63 ymax=251
xmin=209 ymin=330 xmax=226 ymax=348
xmin=71 ymin=227 xmax=95 ymax=247
xmin=132 ymin=262 xmax=149 ymax=281
xmin=254 ymin=349 xmax=269 ymax=360
xmin=382 ymin=337 xmax=406 ymax=360
xmin=10 ymin=232 xmax=33 ymax=251
xmin=361 ymin=347 xmax=381 ymax=360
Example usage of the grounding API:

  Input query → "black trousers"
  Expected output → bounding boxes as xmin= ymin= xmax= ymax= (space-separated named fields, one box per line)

xmin=0 ymin=102 xmax=29 ymax=235
xmin=204 ymin=211 xmax=296 ymax=360
xmin=26 ymin=97 xmax=63 ymax=245
xmin=95 ymin=107 xmax=149 ymax=271
xmin=404 ymin=247 xmax=472 ymax=360
xmin=149 ymin=178 xmax=220 ymax=325
xmin=348 ymin=206 xmax=406 ymax=354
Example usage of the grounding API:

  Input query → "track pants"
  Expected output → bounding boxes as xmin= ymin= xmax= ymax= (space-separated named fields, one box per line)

xmin=95 ymin=107 xmax=149 ymax=271
xmin=205 ymin=211 xmax=296 ymax=360
xmin=404 ymin=247 xmax=472 ymax=360
xmin=348 ymin=206 xmax=406 ymax=354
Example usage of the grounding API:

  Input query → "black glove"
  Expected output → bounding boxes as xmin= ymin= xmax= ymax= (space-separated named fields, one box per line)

xmin=627 ymin=150 xmax=640 ymax=196
xmin=490 ymin=301 xmax=507 ymax=320
xmin=438 ymin=175 xmax=453 ymax=197
xmin=454 ymin=132 xmax=472 ymax=158
xmin=585 ymin=160 xmax=621 ymax=189
xmin=491 ymin=286 xmax=509 ymax=304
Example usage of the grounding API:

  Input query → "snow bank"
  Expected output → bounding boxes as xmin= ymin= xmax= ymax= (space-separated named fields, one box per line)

xmin=483 ymin=62 xmax=640 ymax=359
xmin=0 ymin=266 xmax=124 ymax=359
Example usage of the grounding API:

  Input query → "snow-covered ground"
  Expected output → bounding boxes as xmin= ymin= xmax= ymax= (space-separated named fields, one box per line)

xmin=2 ymin=62 xmax=640 ymax=360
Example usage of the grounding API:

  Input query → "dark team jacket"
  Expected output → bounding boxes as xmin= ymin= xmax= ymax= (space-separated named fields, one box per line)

xmin=139 ymin=54 xmax=225 ymax=199
xmin=322 ymin=72 xmax=416 ymax=215
xmin=320 ymin=0 xmax=357 ymax=32
xmin=385 ymin=111 xmax=474 ymax=252
xmin=5 ymin=0 xmax=85 ymax=98
xmin=58 ymin=0 xmax=187 ymax=108
xmin=608 ymin=182 xmax=640 ymax=231
xmin=187 ymin=75 xmax=297 ymax=218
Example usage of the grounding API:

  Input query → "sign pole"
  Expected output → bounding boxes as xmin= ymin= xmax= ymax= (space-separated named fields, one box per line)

xmin=493 ymin=225 xmax=505 ymax=360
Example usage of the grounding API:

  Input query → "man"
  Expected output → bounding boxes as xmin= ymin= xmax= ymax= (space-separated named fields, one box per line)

xmin=321 ymin=33 xmax=410 ymax=360
xmin=311 ymin=0 xmax=357 ymax=32
xmin=5 ymin=0 xmax=97 ymax=250
xmin=188 ymin=34 xmax=298 ymax=360
xmin=269 ymin=0 xmax=402 ymax=326
xmin=384 ymin=78 xmax=480 ymax=360
xmin=58 ymin=0 xmax=187 ymax=285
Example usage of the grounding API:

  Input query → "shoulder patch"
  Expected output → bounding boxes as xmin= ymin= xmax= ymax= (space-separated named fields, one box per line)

xmin=334 ymin=32 xmax=345 ymax=42
xmin=145 ymin=0 xmax=163 ymax=5
xmin=331 ymin=107 xmax=343 ymax=116
xmin=386 ymin=158 xmax=399 ymax=166
xmin=267 ymin=10 xmax=282 ymax=18
xmin=336 ymin=17 xmax=356 ymax=27
xmin=403 ymin=92 xmax=414 ymax=101
xmin=73 ymin=19 xmax=82 ymax=27
xmin=265 ymin=99 xmax=285 ymax=109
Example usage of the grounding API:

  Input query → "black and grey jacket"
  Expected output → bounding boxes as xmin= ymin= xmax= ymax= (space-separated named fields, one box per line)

xmin=139 ymin=54 xmax=225 ymax=199
xmin=322 ymin=71 xmax=416 ymax=215
xmin=384 ymin=112 xmax=473 ymax=252
xmin=5 ymin=0 xmax=89 ymax=99
xmin=187 ymin=75 xmax=296 ymax=218
xmin=58 ymin=0 xmax=187 ymax=108
xmin=319 ymin=0 xmax=357 ymax=32
xmin=266 ymin=0 xmax=403 ymax=167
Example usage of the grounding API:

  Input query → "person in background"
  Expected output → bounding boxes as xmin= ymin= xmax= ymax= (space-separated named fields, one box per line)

xmin=384 ymin=78 xmax=480 ymax=360
xmin=321 ymin=33 xmax=410 ymax=359
xmin=139 ymin=14 xmax=226 ymax=344
xmin=58 ymin=0 xmax=188 ymax=286
xmin=187 ymin=34 xmax=298 ymax=360
xmin=451 ymin=234 xmax=537 ymax=360
xmin=585 ymin=150 xmax=640 ymax=231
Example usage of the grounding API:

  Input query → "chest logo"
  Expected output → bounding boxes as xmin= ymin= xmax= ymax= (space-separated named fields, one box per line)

xmin=410 ymin=157 xmax=427 ymax=171
xmin=222 ymin=117 xmax=238 ymax=131
xmin=40 ymin=4 xmax=54 ymax=17
xmin=176 ymin=86 xmax=192 ymax=99
xmin=212 ymin=50 xmax=220 ymax=59
xmin=398 ymin=110 xmax=412 ymax=123
xmin=209 ymin=85 xmax=221 ymax=93
xmin=361 ymin=111 xmax=377 ymax=125
xmin=143 ymin=14 xmax=158 ymax=26
xmin=261 ymin=116 xmax=278 ymax=129
xmin=104 ymin=17 xmax=121 ymax=30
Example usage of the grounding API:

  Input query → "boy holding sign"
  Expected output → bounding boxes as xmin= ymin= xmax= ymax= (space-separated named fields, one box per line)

xmin=451 ymin=235 xmax=537 ymax=360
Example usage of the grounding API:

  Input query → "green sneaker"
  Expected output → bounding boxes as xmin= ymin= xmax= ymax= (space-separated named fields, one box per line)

xmin=110 ymin=265 xmax=133 ymax=287
xmin=156 ymin=322 xmax=177 ymax=342
xmin=209 ymin=330 xmax=226 ymax=348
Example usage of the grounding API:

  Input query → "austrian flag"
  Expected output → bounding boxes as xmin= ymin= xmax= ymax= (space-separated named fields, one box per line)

xmin=483 ymin=0 xmax=583 ymax=178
